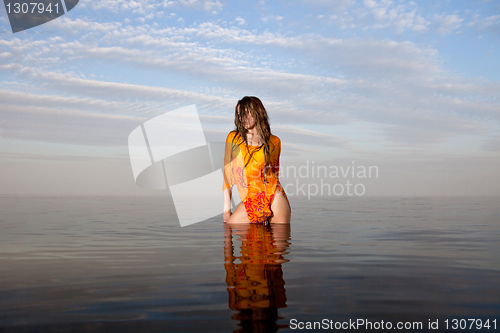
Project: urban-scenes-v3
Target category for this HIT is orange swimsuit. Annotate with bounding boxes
[223,131,290,223]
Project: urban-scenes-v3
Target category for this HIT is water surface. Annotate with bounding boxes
[0,195,498,332]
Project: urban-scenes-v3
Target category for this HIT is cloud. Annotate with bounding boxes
[149,22,440,78]
[309,0,495,37]
[433,13,464,36]
[81,0,158,15]
[0,151,125,162]
[0,68,352,147]
[355,0,431,33]
[262,15,283,23]
[0,100,140,146]
[80,0,222,14]
[0,89,359,151]
[176,0,222,12]
[1,14,499,150]
[476,14,500,30]
[272,124,352,149]
[304,0,354,11]
[41,18,441,82]
[466,13,500,39]
[233,17,245,25]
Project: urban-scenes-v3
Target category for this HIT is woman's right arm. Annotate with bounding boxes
[223,187,232,222]
[223,132,234,222]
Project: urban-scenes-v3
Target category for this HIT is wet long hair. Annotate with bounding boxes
[231,96,274,176]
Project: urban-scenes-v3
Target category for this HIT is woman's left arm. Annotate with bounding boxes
[272,136,281,178]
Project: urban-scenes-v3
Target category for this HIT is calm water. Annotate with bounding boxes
[0,195,499,332]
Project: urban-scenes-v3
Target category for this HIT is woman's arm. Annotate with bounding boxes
[272,136,281,178]
[223,132,235,222]
[223,187,232,222]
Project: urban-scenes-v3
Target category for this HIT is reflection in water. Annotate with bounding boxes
[224,223,291,333]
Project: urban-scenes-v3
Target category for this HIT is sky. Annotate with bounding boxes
[0,0,499,196]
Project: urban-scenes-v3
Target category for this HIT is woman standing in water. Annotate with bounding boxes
[223,96,291,224]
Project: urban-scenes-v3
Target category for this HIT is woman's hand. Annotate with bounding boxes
[223,209,232,222]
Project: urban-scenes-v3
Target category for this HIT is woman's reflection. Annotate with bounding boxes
[224,223,291,333]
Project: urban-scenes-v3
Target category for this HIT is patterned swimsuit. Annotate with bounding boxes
[223,131,290,223]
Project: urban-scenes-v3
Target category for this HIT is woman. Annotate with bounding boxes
[223,96,291,224]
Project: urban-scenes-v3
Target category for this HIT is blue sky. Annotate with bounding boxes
[0,0,499,196]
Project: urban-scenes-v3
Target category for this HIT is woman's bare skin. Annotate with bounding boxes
[225,202,249,224]
[269,190,291,224]
[225,188,290,224]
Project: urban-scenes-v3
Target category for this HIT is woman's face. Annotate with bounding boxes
[238,106,256,129]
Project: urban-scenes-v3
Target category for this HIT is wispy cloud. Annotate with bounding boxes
[1,15,498,148]
[0,0,499,195]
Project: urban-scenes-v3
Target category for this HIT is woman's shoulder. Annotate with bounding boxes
[270,134,281,145]
[269,134,281,152]
[226,130,239,142]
